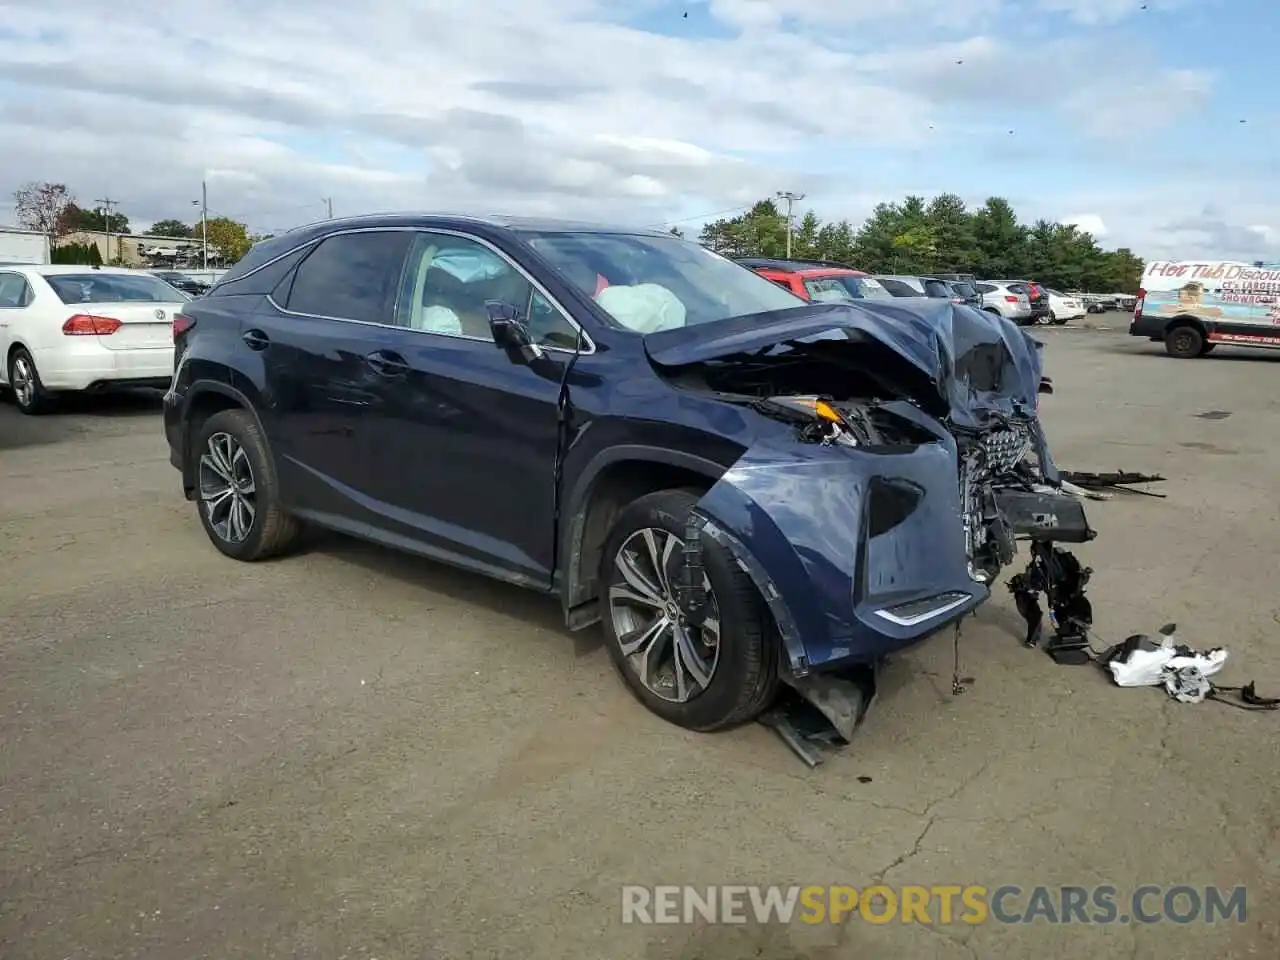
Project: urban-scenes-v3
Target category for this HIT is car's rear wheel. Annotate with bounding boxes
[1051,312,1068,325]
[8,347,54,415]
[1165,324,1204,359]
[599,488,779,731]
[194,408,303,561]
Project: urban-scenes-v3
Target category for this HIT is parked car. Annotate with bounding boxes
[737,257,895,302]
[878,276,982,309]
[944,279,984,309]
[974,281,1033,324]
[151,270,210,297]
[0,264,189,414]
[990,280,1050,323]
[1042,288,1085,325]
[876,275,948,299]
[164,214,1086,733]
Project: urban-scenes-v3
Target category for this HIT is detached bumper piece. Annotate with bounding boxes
[759,666,878,768]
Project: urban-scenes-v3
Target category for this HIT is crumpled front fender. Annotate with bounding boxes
[691,436,989,677]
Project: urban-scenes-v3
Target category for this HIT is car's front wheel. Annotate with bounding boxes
[193,408,304,561]
[599,488,779,731]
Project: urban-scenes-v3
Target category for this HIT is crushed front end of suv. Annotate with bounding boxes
[165,215,1092,735]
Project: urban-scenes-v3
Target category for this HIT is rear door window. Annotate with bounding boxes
[0,272,33,308]
[284,231,414,325]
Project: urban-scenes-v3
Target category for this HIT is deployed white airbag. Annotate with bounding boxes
[595,283,686,332]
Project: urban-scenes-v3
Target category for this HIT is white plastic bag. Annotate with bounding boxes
[1107,625,1228,687]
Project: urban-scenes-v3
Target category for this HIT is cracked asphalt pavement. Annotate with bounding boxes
[2,323,1278,959]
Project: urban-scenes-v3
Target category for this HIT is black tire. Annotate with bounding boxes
[598,488,780,732]
[1199,342,1216,356]
[7,347,54,415]
[192,408,304,561]
[1165,324,1204,359]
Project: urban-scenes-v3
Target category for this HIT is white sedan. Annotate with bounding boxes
[1043,288,1086,325]
[0,265,189,415]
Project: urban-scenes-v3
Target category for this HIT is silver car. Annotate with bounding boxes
[974,281,1032,322]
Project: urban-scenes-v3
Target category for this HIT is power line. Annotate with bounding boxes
[647,203,756,230]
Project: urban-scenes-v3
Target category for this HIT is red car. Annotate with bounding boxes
[736,257,895,303]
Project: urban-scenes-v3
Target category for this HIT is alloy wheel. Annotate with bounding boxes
[608,527,721,703]
[11,355,35,409]
[198,432,257,543]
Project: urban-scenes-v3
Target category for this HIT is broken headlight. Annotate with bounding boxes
[761,396,870,447]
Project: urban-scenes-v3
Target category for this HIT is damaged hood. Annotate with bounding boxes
[643,299,1045,429]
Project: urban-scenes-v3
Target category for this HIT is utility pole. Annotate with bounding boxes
[776,191,805,259]
[192,182,208,271]
[324,197,333,219]
[94,196,118,264]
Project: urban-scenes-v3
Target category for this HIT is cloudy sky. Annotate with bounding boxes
[0,0,1274,261]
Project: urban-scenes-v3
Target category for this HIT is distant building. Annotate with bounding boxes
[58,230,216,267]
[0,225,51,264]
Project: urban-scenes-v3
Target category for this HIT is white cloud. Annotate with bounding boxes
[1065,214,1108,238]
[0,0,1259,259]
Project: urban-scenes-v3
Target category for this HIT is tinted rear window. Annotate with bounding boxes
[45,273,189,304]
[922,279,952,298]
[878,278,921,297]
[1006,283,1029,295]
[950,282,978,297]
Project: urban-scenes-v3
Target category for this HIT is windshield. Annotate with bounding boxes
[523,231,804,331]
[46,273,189,304]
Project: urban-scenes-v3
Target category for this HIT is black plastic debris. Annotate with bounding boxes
[1061,470,1167,498]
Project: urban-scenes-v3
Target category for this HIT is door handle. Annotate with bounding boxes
[365,350,409,377]
[242,329,270,350]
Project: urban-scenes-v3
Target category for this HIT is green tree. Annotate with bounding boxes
[852,202,905,272]
[971,197,1027,278]
[926,193,978,272]
[150,219,193,238]
[204,216,252,262]
[688,193,1143,292]
[50,241,102,265]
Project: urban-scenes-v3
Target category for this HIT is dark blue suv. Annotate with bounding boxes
[164,214,1090,733]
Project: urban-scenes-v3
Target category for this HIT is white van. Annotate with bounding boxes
[1129,259,1280,358]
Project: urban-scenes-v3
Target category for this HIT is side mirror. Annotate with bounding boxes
[1038,376,1054,395]
[486,300,545,365]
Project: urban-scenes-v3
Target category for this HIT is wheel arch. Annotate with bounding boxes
[1163,313,1209,339]
[179,381,270,493]
[559,446,727,630]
